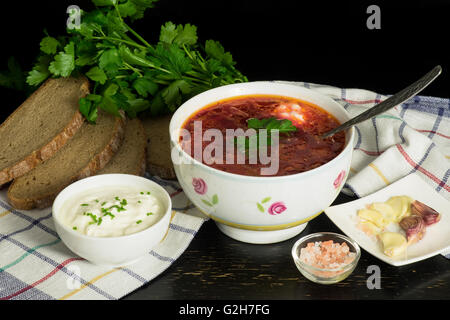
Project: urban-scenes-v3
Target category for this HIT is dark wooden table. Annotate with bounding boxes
[123,193,450,300]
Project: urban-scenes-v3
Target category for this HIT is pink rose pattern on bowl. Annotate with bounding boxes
[192,178,208,195]
[256,197,287,215]
[333,170,346,189]
[192,177,218,208]
[268,202,287,215]
[193,170,346,216]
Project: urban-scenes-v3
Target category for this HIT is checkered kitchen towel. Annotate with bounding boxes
[1,82,449,300]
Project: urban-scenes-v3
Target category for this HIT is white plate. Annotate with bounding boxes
[325,173,450,266]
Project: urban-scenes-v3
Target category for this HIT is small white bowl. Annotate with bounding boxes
[52,174,172,267]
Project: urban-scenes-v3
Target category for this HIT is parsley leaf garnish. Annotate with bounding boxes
[236,117,297,153]
[247,117,297,134]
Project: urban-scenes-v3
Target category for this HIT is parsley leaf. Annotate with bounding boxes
[205,40,234,66]
[151,43,192,78]
[247,117,297,134]
[26,55,51,86]
[132,77,158,97]
[99,48,123,75]
[40,36,60,55]
[49,42,75,77]
[92,0,115,5]
[162,79,191,111]
[160,22,198,46]
[127,0,159,21]
[0,57,27,90]
[79,94,101,123]
[236,117,298,154]
[85,66,107,84]
[159,21,178,44]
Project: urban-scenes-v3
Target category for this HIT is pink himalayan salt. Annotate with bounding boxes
[299,240,356,273]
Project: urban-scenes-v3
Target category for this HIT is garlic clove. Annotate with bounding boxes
[411,200,441,226]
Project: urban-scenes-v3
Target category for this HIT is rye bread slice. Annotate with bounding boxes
[142,114,176,179]
[97,118,146,176]
[7,112,126,210]
[0,77,89,186]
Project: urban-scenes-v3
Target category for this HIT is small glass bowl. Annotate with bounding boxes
[291,232,361,284]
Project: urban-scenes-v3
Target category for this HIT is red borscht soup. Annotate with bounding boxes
[180,95,346,177]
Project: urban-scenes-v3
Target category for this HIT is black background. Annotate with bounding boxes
[0,0,449,304]
[0,0,449,122]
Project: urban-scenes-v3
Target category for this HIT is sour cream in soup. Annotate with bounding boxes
[60,187,165,237]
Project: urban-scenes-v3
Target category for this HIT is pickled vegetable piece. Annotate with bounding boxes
[378,232,407,257]
[357,208,385,228]
[368,202,396,225]
[386,195,413,222]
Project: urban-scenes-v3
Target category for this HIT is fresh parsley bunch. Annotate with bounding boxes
[24,0,247,122]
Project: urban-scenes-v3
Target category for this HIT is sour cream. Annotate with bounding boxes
[60,187,164,237]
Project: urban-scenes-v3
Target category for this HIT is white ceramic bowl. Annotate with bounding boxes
[169,82,355,244]
[52,174,172,267]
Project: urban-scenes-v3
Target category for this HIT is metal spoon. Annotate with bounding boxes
[321,65,442,138]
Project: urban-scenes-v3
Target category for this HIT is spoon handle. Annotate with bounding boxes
[322,65,442,138]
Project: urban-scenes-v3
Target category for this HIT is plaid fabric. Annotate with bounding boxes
[1,82,449,300]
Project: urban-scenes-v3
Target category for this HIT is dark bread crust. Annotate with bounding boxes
[130,119,147,177]
[146,162,176,179]
[142,114,176,179]
[7,116,126,210]
[0,77,89,186]
[122,119,147,177]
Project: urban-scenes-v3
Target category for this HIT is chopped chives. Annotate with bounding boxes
[101,201,107,206]
[73,226,77,230]
[108,204,126,212]
[136,220,142,224]
[138,200,141,204]
[95,199,99,203]
[81,203,89,206]
[146,212,153,216]
[140,192,144,195]
[103,212,115,219]
[147,192,151,195]
[86,213,98,224]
